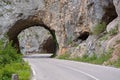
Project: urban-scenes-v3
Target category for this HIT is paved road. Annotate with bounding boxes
[24,54,120,80]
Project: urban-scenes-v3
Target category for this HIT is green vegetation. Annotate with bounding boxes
[0,13,3,17]
[58,52,112,65]
[35,33,39,39]
[99,33,109,41]
[108,25,118,36]
[0,40,31,80]
[116,40,120,44]
[57,49,120,67]
[47,32,50,35]
[67,36,73,45]
[113,56,120,67]
[25,0,30,2]
[92,22,106,35]
[72,54,111,64]
[6,9,13,13]
[2,0,12,5]
[58,53,70,59]
[98,24,119,41]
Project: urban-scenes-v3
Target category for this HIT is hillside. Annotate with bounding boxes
[0,0,120,65]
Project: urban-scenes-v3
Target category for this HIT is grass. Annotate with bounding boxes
[2,0,12,5]
[99,33,109,41]
[58,49,120,68]
[116,40,120,44]
[113,56,120,67]
[70,53,112,65]
[0,40,31,80]
[58,53,70,59]
[67,36,73,45]
[108,24,118,36]
[92,22,106,35]
[0,13,3,17]
[0,62,31,80]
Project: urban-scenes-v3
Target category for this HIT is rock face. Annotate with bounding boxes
[18,26,56,54]
[0,0,120,56]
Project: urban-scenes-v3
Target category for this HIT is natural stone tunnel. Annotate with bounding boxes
[18,27,57,54]
[7,12,58,55]
[0,0,119,56]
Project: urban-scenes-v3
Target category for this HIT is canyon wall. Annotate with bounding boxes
[0,0,120,57]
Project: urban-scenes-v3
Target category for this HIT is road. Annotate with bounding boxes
[24,54,120,80]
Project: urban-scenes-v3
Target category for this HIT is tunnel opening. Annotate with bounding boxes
[7,17,58,56]
[18,27,57,54]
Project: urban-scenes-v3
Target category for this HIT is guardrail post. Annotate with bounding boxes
[12,74,19,80]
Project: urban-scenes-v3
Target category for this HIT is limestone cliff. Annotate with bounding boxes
[18,26,56,54]
[0,0,120,59]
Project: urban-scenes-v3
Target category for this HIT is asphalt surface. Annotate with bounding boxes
[24,54,120,80]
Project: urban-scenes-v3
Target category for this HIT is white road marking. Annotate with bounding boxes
[31,66,36,80]
[59,64,100,80]
[24,54,120,80]
[31,67,36,75]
